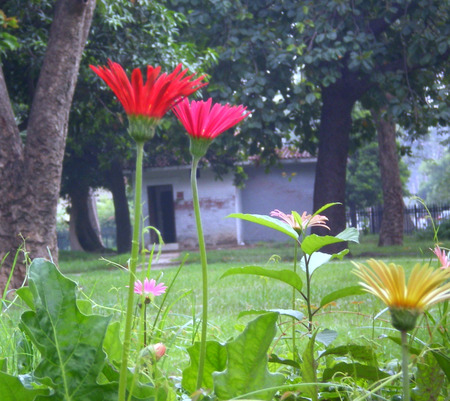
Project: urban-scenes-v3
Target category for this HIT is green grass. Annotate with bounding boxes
[2,234,444,379]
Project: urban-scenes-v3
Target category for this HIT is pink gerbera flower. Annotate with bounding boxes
[134,278,167,297]
[270,209,330,233]
[431,246,450,270]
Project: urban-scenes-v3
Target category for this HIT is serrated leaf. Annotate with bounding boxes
[238,309,304,321]
[315,329,337,347]
[300,250,349,275]
[213,312,284,400]
[227,213,298,240]
[319,286,366,308]
[322,362,389,381]
[19,259,113,400]
[320,344,377,364]
[182,340,227,393]
[222,266,302,293]
[412,352,444,401]
[0,371,49,400]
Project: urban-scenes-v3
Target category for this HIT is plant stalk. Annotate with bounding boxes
[191,156,209,390]
[292,241,298,361]
[401,330,410,401]
[305,255,313,332]
[119,141,144,401]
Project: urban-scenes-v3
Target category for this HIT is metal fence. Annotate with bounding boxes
[346,203,450,234]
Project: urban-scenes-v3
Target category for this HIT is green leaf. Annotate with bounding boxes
[268,354,300,369]
[312,202,341,216]
[213,312,284,400]
[0,358,6,372]
[0,371,49,401]
[322,362,389,381]
[319,286,366,308]
[19,259,113,400]
[15,287,34,311]
[301,331,318,401]
[320,344,378,364]
[300,250,349,275]
[430,349,450,381]
[315,329,337,347]
[103,321,122,363]
[301,228,359,255]
[238,309,304,321]
[412,352,445,401]
[227,213,298,240]
[182,340,227,394]
[221,266,303,293]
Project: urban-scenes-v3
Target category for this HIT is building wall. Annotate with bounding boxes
[142,166,238,249]
[240,161,316,243]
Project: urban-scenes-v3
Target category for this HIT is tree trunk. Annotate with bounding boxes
[105,160,132,254]
[312,82,357,252]
[372,109,404,246]
[68,186,106,252]
[0,0,96,292]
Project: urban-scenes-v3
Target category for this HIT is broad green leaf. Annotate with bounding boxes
[335,227,360,243]
[103,321,122,363]
[320,344,377,364]
[15,287,34,311]
[0,371,49,400]
[300,250,349,275]
[412,352,445,401]
[301,331,318,401]
[322,362,389,381]
[238,309,304,321]
[319,286,366,308]
[301,228,359,255]
[213,312,284,400]
[182,340,227,394]
[221,266,302,293]
[0,358,6,372]
[315,329,337,347]
[19,259,113,400]
[227,213,298,240]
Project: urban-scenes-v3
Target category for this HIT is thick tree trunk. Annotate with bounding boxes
[372,109,404,246]
[312,82,357,252]
[0,0,96,291]
[105,160,132,254]
[68,186,106,252]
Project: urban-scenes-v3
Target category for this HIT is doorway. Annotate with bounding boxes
[147,185,177,243]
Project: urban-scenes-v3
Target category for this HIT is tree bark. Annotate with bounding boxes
[0,0,96,291]
[372,109,404,246]
[312,82,357,252]
[68,186,106,252]
[105,160,132,254]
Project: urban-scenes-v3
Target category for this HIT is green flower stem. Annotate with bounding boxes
[401,330,410,401]
[305,254,313,332]
[191,156,208,390]
[292,241,298,361]
[119,141,145,401]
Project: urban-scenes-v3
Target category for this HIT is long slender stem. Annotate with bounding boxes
[304,254,313,332]
[119,142,144,401]
[401,330,410,401]
[292,241,298,361]
[191,156,209,390]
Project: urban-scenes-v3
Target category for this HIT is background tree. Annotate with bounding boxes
[418,151,450,205]
[0,0,96,290]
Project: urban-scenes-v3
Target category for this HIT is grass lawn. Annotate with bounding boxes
[51,234,440,375]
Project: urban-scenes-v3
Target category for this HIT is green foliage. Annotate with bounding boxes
[181,341,227,394]
[346,141,411,210]
[18,259,115,400]
[418,151,450,204]
[412,351,445,401]
[213,312,285,400]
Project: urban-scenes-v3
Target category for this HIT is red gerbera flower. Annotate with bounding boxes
[90,60,207,142]
[173,98,250,140]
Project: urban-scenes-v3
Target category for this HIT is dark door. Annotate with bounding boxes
[147,185,177,243]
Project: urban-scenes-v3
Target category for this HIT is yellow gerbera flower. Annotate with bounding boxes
[352,259,450,331]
